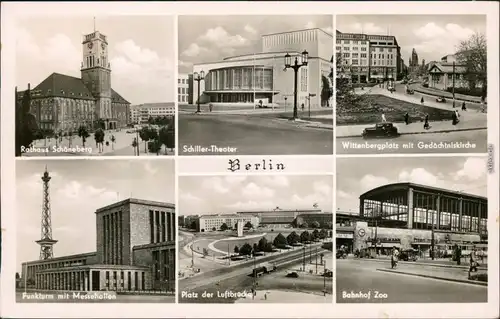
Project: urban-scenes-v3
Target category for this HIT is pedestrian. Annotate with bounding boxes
[301,103,305,112]
[381,113,387,123]
[452,111,458,125]
[404,112,409,125]
[461,101,467,111]
[423,114,430,130]
[264,293,267,300]
[209,103,213,112]
[420,96,424,104]
[457,246,462,265]
[469,248,478,273]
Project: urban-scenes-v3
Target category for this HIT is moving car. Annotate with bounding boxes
[399,249,419,262]
[362,123,400,139]
[436,96,447,103]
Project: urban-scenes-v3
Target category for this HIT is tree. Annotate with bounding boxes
[220,223,228,231]
[139,126,151,153]
[234,245,240,254]
[321,75,333,107]
[94,128,105,153]
[131,137,138,156]
[110,135,116,150]
[239,243,253,256]
[312,229,320,241]
[15,88,39,156]
[253,243,259,253]
[77,126,90,148]
[190,221,197,230]
[273,233,287,248]
[300,222,309,229]
[286,231,299,246]
[336,52,366,114]
[456,32,487,97]
[258,237,268,252]
[244,221,253,229]
[300,231,311,243]
[148,139,162,155]
[211,227,216,232]
[325,222,333,230]
[311,221,320,229]
[16,272,20,279]
[158,126,169,155]
[264,242,273,252]
[166,117,175,154]
[319,229,328,240]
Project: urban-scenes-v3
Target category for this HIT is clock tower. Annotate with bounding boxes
[81,30,112,127]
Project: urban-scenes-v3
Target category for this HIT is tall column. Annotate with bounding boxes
[153,212,158,244]
[117,212,122,265]
[407,188,414,229]
[84,272,89,291]
[436,195,441,230]
[107,214,112,264]
[458,198,463,231]
[88,271,93,292]
[110,213,115,264]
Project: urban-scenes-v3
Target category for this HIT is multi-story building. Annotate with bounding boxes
[427,53,484,92]
[129,103,175,125]
[335,182,487,256]
[178,73,192,105]
[238,209,324,228]
[21,198,176,292]
[16,28,130,132]
[198,214,259,232]
[193,28,333,109]
[336,30,401,83]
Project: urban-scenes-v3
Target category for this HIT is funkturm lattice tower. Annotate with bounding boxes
[35,166,58,260]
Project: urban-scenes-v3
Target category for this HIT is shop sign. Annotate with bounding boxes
[337,233,354,239]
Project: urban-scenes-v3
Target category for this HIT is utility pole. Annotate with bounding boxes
[315,248,318,274]
[191,239,194,268]
[302,246,306,272]
[252,252,256,300]
[452,61,456,108]
[323,260,326,296]
[227,244,230,265]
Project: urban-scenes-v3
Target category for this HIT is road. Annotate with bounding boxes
[16,291,175,303]
[179,113,333,155]
[337,129,487,154]
[180,249,332,303]
[336,259,487,303]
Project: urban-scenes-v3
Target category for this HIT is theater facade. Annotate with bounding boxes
[192,28,333,109]
[336,183,487,256]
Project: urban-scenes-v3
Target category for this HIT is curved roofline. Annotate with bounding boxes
[222,50,300,61]
[360,182,487,201]
[261,27,333,38]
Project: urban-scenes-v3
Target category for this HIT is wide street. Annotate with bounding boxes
[336,259,487,303]
[180,250,332,303]
[179,113,333,155]
[337,129,487,154]
[16,291,175,303]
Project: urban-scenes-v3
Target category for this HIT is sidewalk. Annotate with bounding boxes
[362,256,487,270]
[236,290,331,303]
[336,117,486,138]
[413,85,483,104]
[377,266,487,286]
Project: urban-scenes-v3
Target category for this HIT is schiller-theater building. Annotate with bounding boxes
[21,199,176,293]
[192,28,333,109]
[336,183,488,255]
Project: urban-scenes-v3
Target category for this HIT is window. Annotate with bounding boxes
[361,47,367,51]
[361,53,367,58]
[388,48,392,52]
[353,40,358,44]
[351,59,359,65]
[352,53,358,58]
[343,47,350,51]
[343,40,350,44]
[336,39,341,44]
[336,46,341,51]
[353,47,359,51]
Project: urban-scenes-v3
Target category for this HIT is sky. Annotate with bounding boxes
[336,157,487,213]
[15,159,175,271]
[178,15,333,73]
[15,16,175,105]
[179,175,333,215]
[337,15,486,64]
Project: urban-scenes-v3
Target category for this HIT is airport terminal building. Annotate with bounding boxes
[336,183,487,256]
[192,28,333,109]
[22,199,176,292]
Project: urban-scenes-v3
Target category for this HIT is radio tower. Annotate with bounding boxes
[36,166,57,260]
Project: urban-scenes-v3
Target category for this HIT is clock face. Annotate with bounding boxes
[101,43,106,50]
[88,42,93,49]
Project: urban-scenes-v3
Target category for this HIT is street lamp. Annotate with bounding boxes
[193,71,205,113]
[284,50,309,120]
[452,61,456,108]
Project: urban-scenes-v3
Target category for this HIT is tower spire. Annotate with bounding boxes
[36,167,57,260]
[93,17,96,32]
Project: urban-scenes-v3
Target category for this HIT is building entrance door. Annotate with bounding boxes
[91,271,100,291]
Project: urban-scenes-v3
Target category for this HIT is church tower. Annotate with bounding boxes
[81,25,112,128]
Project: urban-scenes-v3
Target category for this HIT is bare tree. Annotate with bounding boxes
[455,32,487,97]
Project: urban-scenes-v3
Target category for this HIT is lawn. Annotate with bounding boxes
[336,94,454,125]
[266,108,333,125]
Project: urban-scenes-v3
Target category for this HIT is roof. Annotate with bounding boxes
[111,89,130,104]
[22,252,96,265]
[95,198,175,213]
[429,63,467,74]
[262,28,332,38]
[32,73,95,100]
[360,182,487,201]
[237,209,322,214]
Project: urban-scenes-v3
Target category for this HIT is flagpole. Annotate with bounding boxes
[272,55,275,110]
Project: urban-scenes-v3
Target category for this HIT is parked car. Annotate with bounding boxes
[362,123,400,139]
[286,272,299,278]
[399,249,419,261]
[406,88,414,94]
[436,96,447,103]
[336,250,347,259]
